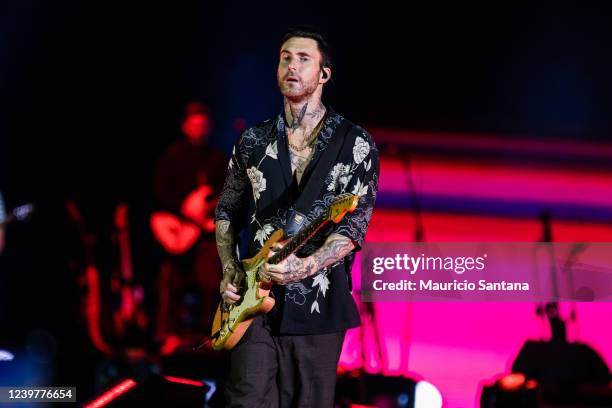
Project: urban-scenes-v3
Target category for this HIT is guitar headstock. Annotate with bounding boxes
[326,194,359,224]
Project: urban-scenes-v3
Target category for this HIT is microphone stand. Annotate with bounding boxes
[536,210,567,343]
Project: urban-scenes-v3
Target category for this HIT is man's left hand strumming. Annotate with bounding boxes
[260,233,355,284]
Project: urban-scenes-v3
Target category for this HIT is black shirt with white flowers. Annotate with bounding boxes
[215,107,379,335]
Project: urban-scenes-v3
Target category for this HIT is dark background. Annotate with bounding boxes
[1,0,611,398]
[3,2,612,204]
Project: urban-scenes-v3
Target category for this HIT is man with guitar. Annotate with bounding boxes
[215,27,379,407]
[153,102,227,348]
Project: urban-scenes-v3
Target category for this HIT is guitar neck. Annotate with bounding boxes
[264,194,358,265]
[268,212,329,265]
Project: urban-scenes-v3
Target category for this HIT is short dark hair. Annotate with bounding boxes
[280,26,332,71]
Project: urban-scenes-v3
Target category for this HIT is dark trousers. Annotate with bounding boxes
[225,315,346,408]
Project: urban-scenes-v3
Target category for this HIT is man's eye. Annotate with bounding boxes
[300,57,308,62]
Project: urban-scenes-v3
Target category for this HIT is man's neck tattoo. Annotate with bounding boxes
[288,103,308,130]
[286,102,326,130]
[306,104,326,122]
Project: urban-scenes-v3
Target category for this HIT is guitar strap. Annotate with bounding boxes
[284,118,354,238]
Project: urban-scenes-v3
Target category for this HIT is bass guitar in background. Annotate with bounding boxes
[152,179,222,353]
[150,184,217,255]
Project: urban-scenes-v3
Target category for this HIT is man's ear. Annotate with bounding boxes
[320,67,332,84]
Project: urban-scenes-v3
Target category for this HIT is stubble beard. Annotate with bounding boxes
[278,76,319,102]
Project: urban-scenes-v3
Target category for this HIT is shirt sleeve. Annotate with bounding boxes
[214,135,251,232]
[332,128,380,250]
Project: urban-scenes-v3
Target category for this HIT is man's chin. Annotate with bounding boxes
[280,88,306,100]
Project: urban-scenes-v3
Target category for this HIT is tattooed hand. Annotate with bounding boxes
[261,253,319,285]
[260,233,355,285]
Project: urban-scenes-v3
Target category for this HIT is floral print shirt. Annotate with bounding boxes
[215,107,379,334]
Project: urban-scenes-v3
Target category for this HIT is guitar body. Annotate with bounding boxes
[150,212,201,255]
[152,184,217,255]
[210,229,283,351]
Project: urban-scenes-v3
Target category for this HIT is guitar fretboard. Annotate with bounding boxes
[268,211,329,265]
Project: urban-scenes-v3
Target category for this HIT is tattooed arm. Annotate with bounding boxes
[262,233,355,285]
[216,220,244,303]
[215,131,252,303]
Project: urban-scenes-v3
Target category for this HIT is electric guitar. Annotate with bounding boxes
[210,193,359,351]
[151,185,217,255]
